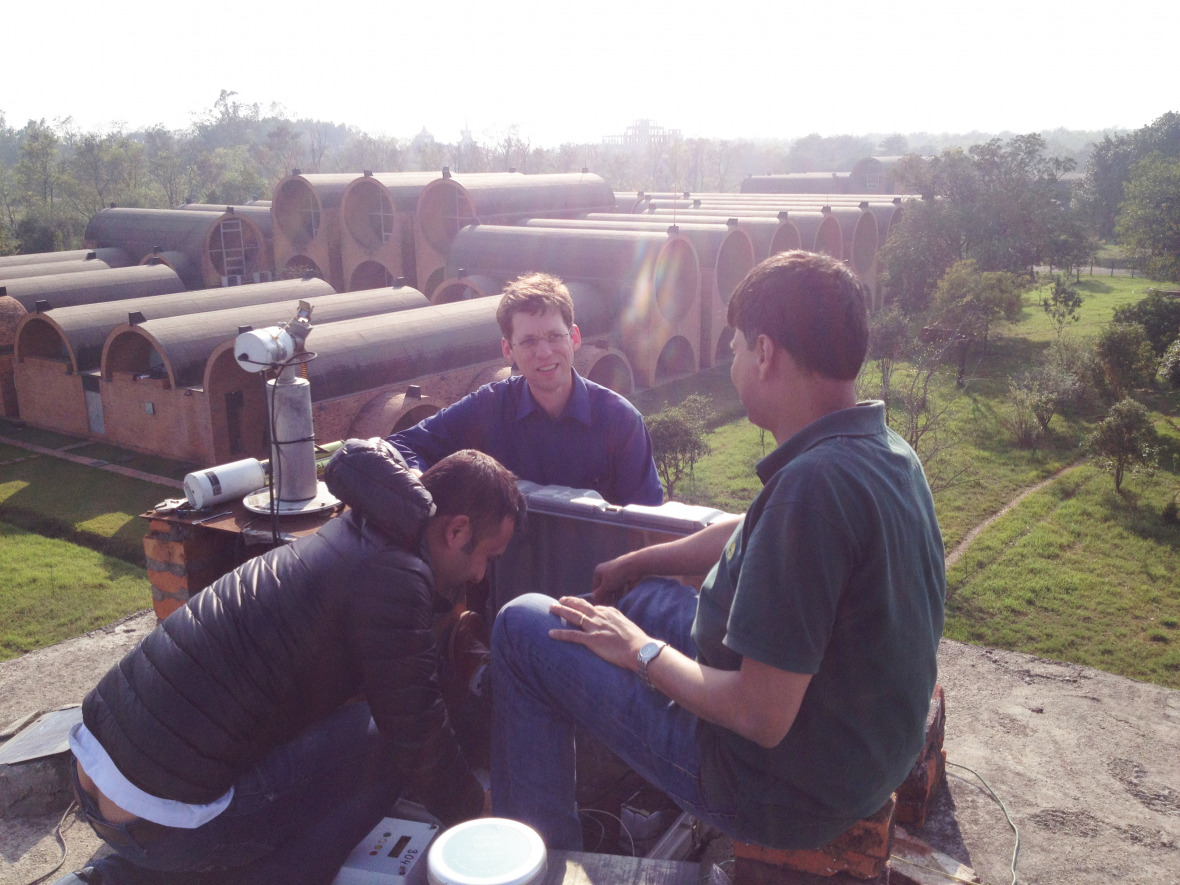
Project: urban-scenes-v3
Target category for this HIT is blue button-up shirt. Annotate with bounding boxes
[389,371,663,506]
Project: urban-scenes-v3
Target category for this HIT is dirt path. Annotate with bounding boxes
[944,459,1086,569]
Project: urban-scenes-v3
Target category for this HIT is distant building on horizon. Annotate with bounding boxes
[603,119,682,152]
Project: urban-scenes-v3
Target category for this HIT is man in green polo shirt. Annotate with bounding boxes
[490,249,946,850]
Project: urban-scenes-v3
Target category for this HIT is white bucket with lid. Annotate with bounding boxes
[426,818,546,885]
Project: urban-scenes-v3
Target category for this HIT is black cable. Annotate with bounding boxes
[266,367,280,545]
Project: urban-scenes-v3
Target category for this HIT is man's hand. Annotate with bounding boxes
[590,515,743,605]
[590,554,640,605]
[548,596,647,671]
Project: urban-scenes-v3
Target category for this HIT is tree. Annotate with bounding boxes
[883,135,1086,312]
[931,260,1023,384]
[64,126,149,216]
[1160,338,1180,389]
[1041,275,1083,339]
[647,397,711,501]
[1077,112,1180,239]
[865,306,911,419]
[1095,322,1158,398]
[785,133,875,172]
[880,197,965,314]
[1112,290,1180,356]
[1044,207,1096,278]
[145,125,191,207]
[1087,398,1159,493]
[1115,153,1180,282]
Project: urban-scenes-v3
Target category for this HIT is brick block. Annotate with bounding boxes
[177,531,238,565]
[147,518,177,535]
[734,794,895,882]
[896,685,946,827]
[148,567,190,599]
[143,528,236,570]
[143,535,186,567]
[896,749,946,828]
[150,569,191,622]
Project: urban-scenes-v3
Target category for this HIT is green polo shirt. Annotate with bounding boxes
[692,402,945,848]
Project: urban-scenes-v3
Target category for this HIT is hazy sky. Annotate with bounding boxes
[5,0,1175,146]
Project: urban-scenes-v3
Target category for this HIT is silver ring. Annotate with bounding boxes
[578,612,587,628]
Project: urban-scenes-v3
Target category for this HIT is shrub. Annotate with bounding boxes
[648,397,712,500]
[1005,377,1044,448]
[1160,338,1180,389]
[1045,336,1102,407]
[1113,290,1180,356]
[1095,322,1158,399]
[1086,398,1160,493]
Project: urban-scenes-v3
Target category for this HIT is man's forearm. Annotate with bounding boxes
[551,593,808,749]
[633,515,741,577]
[643,645,809,749]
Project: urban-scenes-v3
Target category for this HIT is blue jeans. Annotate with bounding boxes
[490,579,741,850]
[78,703,403,885]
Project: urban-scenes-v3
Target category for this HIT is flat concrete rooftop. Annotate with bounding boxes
[1,614,1178,885]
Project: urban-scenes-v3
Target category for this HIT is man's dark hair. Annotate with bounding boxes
[496,272,575,339]
[727,250,869,380]
[420,449,524,542]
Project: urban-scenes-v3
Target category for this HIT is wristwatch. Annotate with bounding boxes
[637,640,668,691]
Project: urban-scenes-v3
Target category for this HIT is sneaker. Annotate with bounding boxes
[449,610,491,697]
[52,871,97,885]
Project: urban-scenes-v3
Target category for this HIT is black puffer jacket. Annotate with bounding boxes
[82,438,482,825]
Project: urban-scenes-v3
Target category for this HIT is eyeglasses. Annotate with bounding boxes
[512,331,570,353]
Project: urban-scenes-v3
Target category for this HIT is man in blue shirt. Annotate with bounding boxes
[390,273,662,728]
[389,272,663,508]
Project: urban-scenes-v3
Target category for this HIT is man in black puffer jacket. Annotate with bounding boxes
[59,441,523,885]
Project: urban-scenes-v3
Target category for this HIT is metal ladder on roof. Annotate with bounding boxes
[215,218,247,285]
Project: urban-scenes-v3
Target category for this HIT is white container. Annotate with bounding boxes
[427,818,546,885]
[183,458,266,510]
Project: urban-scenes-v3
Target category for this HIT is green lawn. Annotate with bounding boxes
[0,434,181,564]
[0,520,150,658]
[0,422,185,660]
